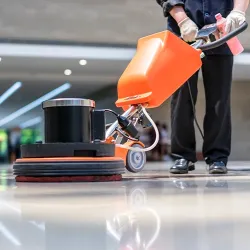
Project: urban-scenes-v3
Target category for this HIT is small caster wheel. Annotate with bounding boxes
[126,144,146,173]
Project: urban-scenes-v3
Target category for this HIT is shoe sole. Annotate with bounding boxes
[209,169,228,174]
[170,165,195,174]
[170,169,188,174]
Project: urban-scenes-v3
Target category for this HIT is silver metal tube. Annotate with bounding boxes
[191,39,204,49]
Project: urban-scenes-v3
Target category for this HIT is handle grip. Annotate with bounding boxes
[198,21,248,51]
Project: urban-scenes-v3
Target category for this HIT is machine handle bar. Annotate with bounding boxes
[198,21,248,51]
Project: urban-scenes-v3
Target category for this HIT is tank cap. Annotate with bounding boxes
[42,98,95,109]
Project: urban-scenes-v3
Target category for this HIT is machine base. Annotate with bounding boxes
[14,157,125,182]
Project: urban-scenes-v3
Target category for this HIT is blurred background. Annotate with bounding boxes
[0,0,249,164]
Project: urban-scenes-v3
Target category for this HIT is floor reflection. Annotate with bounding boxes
[1,165,250,249]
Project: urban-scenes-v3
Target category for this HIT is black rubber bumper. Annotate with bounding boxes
[13,159,125,177]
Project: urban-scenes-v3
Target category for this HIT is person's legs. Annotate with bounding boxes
[170,71,199,173]
[201,55,233,173]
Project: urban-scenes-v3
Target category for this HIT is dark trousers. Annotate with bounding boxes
[171,55,234,165]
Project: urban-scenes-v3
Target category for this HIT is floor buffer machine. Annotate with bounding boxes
[13,19,248,182]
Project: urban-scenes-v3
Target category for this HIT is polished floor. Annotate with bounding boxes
[1,162,250,249]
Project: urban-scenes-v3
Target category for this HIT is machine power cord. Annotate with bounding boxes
[187,81,250,171]
[104,109,119,117]
[187,81,204,140]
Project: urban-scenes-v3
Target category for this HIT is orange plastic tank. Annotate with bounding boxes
[116,31,202,109]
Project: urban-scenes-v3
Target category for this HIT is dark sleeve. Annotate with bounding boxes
[157,0,185,17]
[156,0,165,7]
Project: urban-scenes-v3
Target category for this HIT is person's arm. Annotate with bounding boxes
[168,5,199,42]
[155,0,198,42]
[225,0,249,33]
[169,5,188,23]
[155,0,185,18]
[233,0,249,12]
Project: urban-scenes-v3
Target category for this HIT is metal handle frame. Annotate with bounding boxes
[195,22,248,51]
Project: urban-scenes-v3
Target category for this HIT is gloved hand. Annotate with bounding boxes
[225,10,246,33]
[178,17,198,42]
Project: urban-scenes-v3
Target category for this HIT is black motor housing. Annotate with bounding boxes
[19,98,113,158]
[43,98,95,143]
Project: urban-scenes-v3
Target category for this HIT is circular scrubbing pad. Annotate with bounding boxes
[14,157,125,182]
[16,174,122,182]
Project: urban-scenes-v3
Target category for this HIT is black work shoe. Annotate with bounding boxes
[170,159,195,174]
[209,162,227,174]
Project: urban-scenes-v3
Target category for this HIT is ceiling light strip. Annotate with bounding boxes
[0,83,71,127]
[0,82,22,105]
